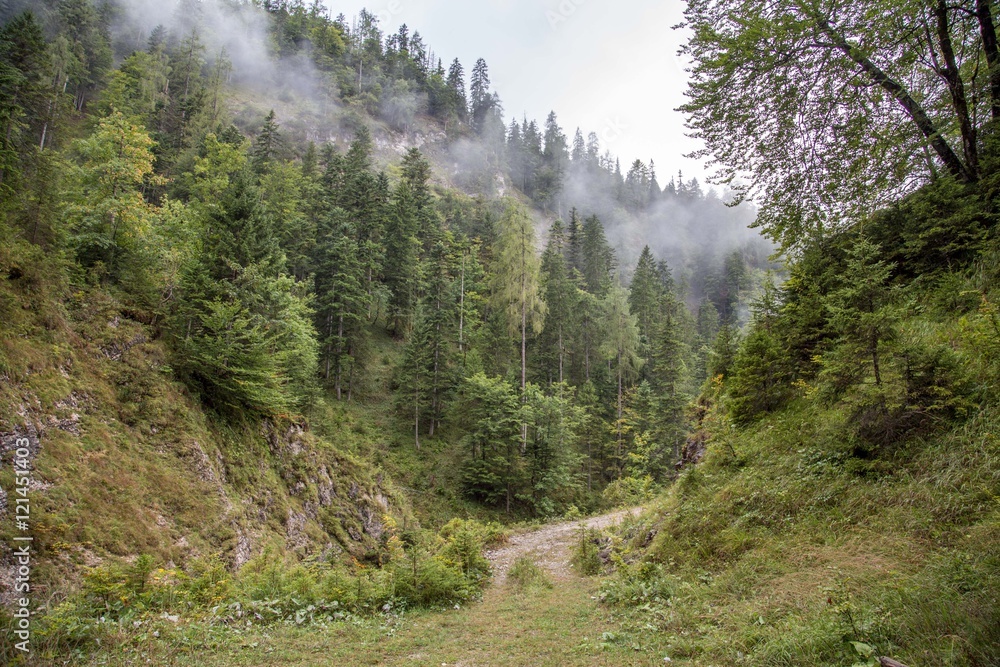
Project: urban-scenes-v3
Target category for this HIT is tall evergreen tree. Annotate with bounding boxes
[581,214,615,296]
[469,57,492,134]
[492,200,547,397]
[628,246,665,347]
[539,220,579,385]
[601,284,642,478]
[445,57,467,123]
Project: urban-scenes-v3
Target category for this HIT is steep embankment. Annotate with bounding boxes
[0,239,409,609]
[599,398,1000,666]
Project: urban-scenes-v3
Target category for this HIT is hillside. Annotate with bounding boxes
[3,0,1000,665]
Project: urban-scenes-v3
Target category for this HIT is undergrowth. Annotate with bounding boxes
[0,518,507,664]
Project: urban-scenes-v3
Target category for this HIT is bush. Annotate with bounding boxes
[602,475,656,507]
[571,526,604,576]
[507,556,552,591]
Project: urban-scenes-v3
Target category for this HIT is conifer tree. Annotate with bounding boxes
[539,220,579,384]
[601,284,642,477]
[313,208,369,399]
[581,214,615,296]
[492,200,547,397]
[0,12,50,193]
[252,110,281,174]
[385,178,423,336]
[827,238,898,387]
[628,246,665,347]
[446,58,467,123]
[469,58,492,134]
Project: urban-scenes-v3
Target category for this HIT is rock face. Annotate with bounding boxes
[0,293,409,610]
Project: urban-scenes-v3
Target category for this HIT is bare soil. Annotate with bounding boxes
[485,508,642,585]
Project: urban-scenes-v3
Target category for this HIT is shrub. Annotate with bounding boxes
[602,475,656,507]
[571,526,604,576]
[507,556,552,591]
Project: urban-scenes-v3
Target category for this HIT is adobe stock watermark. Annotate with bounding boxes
[9,438,33,654]
[374,0,404,27]
[546,0,591,30]
[600,116,629,148]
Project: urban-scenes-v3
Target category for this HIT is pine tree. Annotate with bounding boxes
[491,200,547,446]
[421,237,461,436]
[313,208,369,400]
[649,292,689,471]
[385,178,423,336]
[628,246,665,347]
[0,12,50,193]
[566,208,583,275]
[827,238,898,387]
[252,110,281,174]
[539,220,580,384]
[446,58,467,123]
[398,306,434,449]
[458,373,525,513]
[601,284,642,478]
[400,147,438,246]
[571,128,586,162]
[175,163,318,417]
[581,215,615,296]
[469,58,492,134]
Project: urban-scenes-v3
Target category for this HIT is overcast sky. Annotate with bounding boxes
[325,0,707,183]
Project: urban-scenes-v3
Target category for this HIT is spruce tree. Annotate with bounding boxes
[600,284,642,478]
[385,179,423,336]
[313,208,369,400]
[492,200,547,447]
[581,215,615,296]
[539,220,579,384]
[446,58,467,123]
[628,246,665,347]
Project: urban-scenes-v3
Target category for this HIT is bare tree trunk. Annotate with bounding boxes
[934,1,978,177]
[558,327,564,384]
[431,317,440,437]
[521,238,528,453]
[414,387,420,450]
[335,314,345,400]
[617,353,624,477]
[459,252,466,355]
[872,333,882,387]
[324,314,334,380]
[977,0,1000,120]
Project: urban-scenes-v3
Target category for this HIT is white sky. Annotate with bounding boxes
[325,0,708,183]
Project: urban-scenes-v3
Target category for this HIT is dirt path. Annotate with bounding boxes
[486,507,642,585]
[83,507,663,667]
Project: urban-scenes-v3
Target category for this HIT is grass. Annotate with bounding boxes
[597,394,1000,666]
[67,563,672,667]
[507,555,552,591]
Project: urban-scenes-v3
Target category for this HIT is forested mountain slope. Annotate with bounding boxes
[0,0,765,661]
[7,0,995,665]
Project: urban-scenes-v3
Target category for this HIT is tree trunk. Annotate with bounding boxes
[414,387,420,450]
[934,1,978,178]
[816,16,973,182]
[324,314,334,380]
[521,238,528,454]
[977,0,1000,120]
[617,352,624,477]
[431,315,440,437]
[458,251,466,355]
[558,327,564,384]
[872,333,882,387]
[335,314,344,400]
